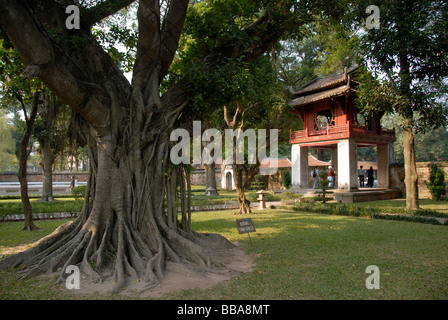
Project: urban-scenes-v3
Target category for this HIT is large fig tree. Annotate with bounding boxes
[0,0,345,293]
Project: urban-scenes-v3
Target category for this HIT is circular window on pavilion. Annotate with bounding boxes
[315,114,329,129]
[314,109,334,131]
[356,112,367,126]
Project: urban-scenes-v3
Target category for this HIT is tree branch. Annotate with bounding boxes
[159,0,189,81]
[203,11,285,68]
[133,0,161,85]
[0,0,128,133]
[83,0,136,26]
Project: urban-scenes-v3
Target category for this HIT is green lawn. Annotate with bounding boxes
[1,208,447,300]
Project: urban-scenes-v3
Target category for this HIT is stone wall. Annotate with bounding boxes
[261,168,291,191]
[390,162,448,199]
[190,169,222,187]
[416,162,448,199]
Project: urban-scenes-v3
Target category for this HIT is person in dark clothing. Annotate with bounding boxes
[367,166,374,188]
[70,176,76,191]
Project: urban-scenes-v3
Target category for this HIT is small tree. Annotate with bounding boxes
[426,164,446,201]
[314,170,333,204]
[282,170,291,189]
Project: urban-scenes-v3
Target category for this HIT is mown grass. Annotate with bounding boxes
[1,208,447,300]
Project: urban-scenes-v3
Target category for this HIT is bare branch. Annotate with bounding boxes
[240,103,257,129]
[203,11,285,68]
[232,103,242,128]
[223,103,242,129]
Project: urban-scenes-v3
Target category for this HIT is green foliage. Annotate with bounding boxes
[382,114,448,163]
[282,170,291,189]
[355,0,448,130]
[250,175,266,191]
[0,110,16,171]
[71,185,86,200]
[426,164,447,201]
[0,198,83,217]
[314,170,333,203]
[92,3,138,73]
[314,22,361,76]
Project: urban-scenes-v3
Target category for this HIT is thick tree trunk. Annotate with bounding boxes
[204,163,219,195]
[202,117,219,195]
[37,91,58,201]
[0,93,229,293]
[403,126,419,210]
[399,52,419,211]
[233,164,252,214]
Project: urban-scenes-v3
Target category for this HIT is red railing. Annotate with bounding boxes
[289,122,395,144]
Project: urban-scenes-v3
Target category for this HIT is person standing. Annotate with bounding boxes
[367,166,374,188]
[327,166,335,188]
[312,168,319,189]
[70,175,76,191]
[358,165,366,187]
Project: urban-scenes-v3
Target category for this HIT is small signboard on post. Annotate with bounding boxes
[236,218,256,244]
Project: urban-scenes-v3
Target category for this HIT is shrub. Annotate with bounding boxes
[314,171,333,203]
[282,170,291,189]
[72,185,86,200]
[250,175,266,190]
[425,163,446,201]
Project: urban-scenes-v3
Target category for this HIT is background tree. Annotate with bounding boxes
[382,113,448,163]
[0,33,42,230]
[354,0,448,210]
[0,111,16,171]
[33,88,71,201]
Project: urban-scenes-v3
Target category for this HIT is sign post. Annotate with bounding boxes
[236,218,256,244]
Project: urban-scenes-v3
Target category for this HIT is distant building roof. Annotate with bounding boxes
[260,156,332,168]
[260,157,292,168]
[308,155,331,167]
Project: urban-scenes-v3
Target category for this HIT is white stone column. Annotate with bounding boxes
[388,141,395,164]
[331,147,338,186]
[377,143,390,188]
[291,144,309,188]
[337,139,358,190]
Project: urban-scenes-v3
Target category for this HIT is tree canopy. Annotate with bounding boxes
[354,0,448,209]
